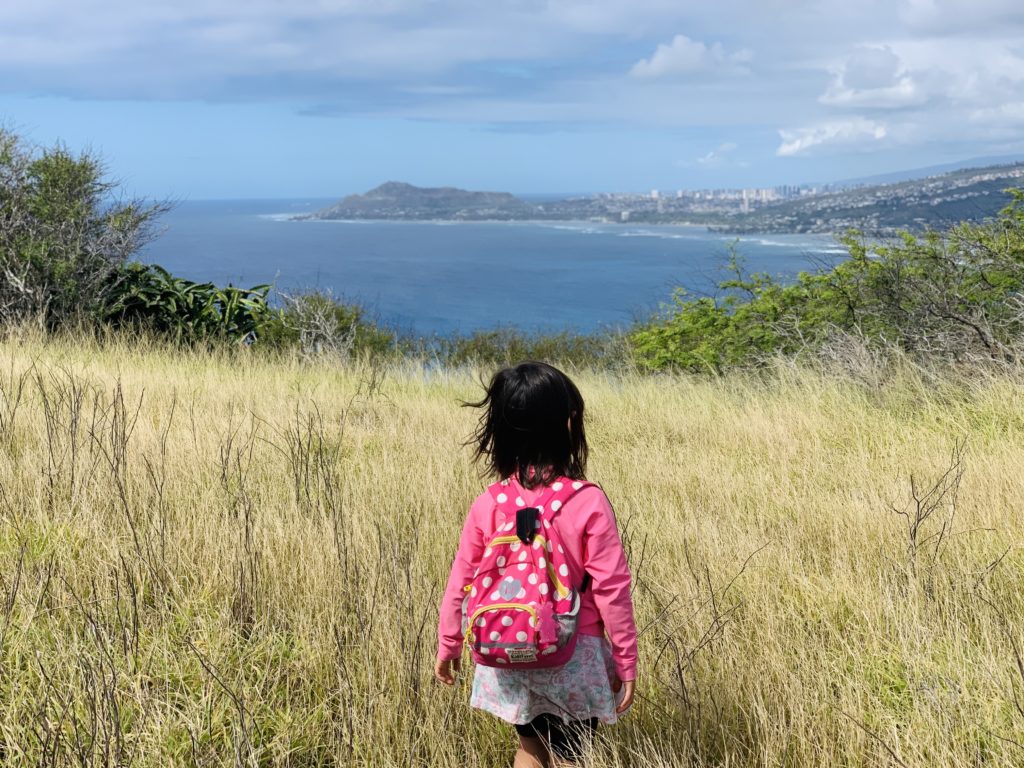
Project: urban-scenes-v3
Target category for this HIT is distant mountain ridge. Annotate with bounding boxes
[714,162,1024,235]
[305,181,537,221]
[300,161,1024,233]
[833,154,1024,188]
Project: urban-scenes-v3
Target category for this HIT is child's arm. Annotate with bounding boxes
[436,495,489,664]
[579,487,638,684]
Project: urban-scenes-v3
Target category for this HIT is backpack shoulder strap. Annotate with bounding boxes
[486,479,513,505]
[536,477,595,518]
[487,477,596,516]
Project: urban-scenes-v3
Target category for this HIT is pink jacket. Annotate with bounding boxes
[437,478,639,681]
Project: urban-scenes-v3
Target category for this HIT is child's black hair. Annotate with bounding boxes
[466,361,588,489]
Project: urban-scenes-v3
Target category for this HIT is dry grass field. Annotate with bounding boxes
[1,330,1024,766]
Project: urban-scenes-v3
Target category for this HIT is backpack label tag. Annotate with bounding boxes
[508,646,538,663]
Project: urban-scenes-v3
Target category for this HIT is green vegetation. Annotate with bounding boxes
[632,192,1024,372]
[0,128,168,329]
[104,262,272,343]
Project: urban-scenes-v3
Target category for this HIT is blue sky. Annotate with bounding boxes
[2,0,1023,198]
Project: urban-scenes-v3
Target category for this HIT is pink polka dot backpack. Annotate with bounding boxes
[462,476,593,669]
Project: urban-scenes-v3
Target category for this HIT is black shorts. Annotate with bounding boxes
[514,714,598,761]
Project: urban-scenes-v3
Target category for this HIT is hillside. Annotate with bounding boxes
[3,334,1024,766]
[833,154,1024,187]
[304,181,538,220]
[712,162,1024,234]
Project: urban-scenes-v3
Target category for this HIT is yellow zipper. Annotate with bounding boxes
[487,534,522,545]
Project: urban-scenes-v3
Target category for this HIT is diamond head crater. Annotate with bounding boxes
[298,160,1024,235]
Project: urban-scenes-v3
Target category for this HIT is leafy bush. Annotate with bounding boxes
[0,129,168,329]
[103,263,272,343]
[631,190,1024,372]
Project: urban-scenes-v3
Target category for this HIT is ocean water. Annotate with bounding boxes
[140,199,845,335]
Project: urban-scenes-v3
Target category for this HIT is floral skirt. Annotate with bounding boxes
[470,635,622,725]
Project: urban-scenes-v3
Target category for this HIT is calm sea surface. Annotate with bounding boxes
[140,199,846,334]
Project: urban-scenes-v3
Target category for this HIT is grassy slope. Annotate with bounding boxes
[1,334,1023,766]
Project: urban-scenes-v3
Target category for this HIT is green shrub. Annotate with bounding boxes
[0,129,168,329]
[631,190,1024,372]
[103,262,271,344]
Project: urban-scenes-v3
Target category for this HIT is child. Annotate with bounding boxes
[435,361,638,768]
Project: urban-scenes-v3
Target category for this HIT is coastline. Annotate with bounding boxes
[284,214,854,238]
[285,212,865,237]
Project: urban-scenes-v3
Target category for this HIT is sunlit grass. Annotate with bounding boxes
[1,330,1022,766]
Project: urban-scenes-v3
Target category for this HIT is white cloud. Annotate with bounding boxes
[841,45,902,90]
[777,118,888,156]
[819,46,929,108]
[2,0,1024,169]
[0,1,694,78]
[629,35,752,78]
[694,142,741,167]
[900,0,1024,32]
[970,102,1024,129]
[820,76,923,108]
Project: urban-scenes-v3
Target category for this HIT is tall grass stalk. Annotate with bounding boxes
[1,332,1023,766]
